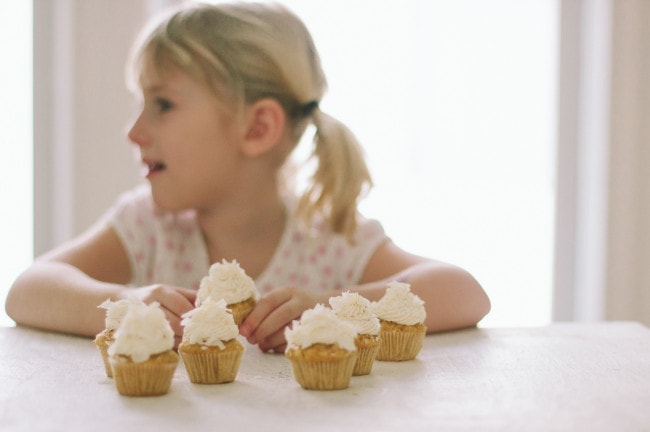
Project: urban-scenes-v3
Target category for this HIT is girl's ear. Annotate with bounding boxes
[240,98,286,158]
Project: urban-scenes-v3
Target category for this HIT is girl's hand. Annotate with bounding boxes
[127,284,196,348]
[239,286,328,353]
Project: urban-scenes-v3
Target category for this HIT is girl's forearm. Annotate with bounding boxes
[5,261,126,337]
[348,262,491,333]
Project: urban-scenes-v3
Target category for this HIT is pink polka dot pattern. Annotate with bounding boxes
[106,185,387,296]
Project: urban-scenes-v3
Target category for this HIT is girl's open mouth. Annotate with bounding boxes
[143,161,166,177]
[149,162,166,172]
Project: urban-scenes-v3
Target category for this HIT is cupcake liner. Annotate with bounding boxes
[376,324,426,361]
[286,347,357,390]
[353,334,381,376]
[110,351,179,397]
[228,298,256,326]
[179,341,244,384]
[94,331,113,378]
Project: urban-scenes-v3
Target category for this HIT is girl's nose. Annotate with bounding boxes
[127,113,149,148]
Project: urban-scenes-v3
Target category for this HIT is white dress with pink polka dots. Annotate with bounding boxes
[105,185,388,295]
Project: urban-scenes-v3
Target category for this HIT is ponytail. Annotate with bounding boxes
[296,109,373,242]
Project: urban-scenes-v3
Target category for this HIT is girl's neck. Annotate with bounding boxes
[196,188,287,278]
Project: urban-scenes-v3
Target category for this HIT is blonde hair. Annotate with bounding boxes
[129,2,372,240]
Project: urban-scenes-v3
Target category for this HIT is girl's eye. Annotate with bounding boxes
[155,97,174,113]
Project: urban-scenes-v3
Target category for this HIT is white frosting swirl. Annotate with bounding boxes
[285,304,357,351]
[181,298,240,349]
[108,302,174,362]
[196,259,259,306]
[371,281,426,325]
[98,296,146,330]
[329,291,380,335]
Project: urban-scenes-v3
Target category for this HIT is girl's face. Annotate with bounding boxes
[128,65,244,212]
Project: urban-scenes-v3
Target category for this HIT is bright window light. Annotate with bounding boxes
[277,0,558,327]
[5,0,557,329]
[0,1,33,326]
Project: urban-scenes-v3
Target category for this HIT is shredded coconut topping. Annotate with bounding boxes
[98,296,146,331]
[108,302,174,362]
[181,298,240,349]
[285,304,357,351]
[196,259,259,306]
[329,291,380,335]
[371,281,426,326]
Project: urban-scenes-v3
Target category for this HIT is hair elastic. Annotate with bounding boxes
[302,100,319,116]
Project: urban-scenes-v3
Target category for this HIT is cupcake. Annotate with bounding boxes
[178,298,244,384]
[329,291,381,376]
[372,281,426,361]
[285,304,357,390]
[196,259,260,325]
[94,297,145,377]
[108,302,178,396]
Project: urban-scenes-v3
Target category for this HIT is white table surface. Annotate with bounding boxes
[1,322,649,432]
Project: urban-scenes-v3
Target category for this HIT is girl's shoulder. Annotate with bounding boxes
[283,194,386,248]
[256,199,388,293]
[284,195,387,250]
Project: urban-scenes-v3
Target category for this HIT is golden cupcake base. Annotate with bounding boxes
[179,339,244,384]
[286,343,357,390]
[376,320,426,361]
[353,334,381,375]
[94,329,114,378]
[110,351,179,396]
[228,298,256,326]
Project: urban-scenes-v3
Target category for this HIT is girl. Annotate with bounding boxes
[6,2,490,352]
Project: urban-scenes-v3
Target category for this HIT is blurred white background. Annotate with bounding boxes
[1,1,33,326]
[1,0,558,327]
[274,0,557,327]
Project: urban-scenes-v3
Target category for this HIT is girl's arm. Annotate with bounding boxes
[5,223,195,344]
[240,240,491,352]
[353,240,491,333]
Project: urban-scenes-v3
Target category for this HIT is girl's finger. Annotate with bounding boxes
[258,329,288,353]
[251,297,302,345]
[175,287,197,304]
[161,306,184,337]
[157,286,195,318]
[240,288,291,341]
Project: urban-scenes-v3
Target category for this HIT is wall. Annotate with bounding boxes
[553,0,650,326]
[34,0,650,326]
[33,0,149,255]
[605,0,650,324]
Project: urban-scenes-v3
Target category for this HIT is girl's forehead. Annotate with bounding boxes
[137,54,232,101]
[138,57,184,90]
[138,66,207,102]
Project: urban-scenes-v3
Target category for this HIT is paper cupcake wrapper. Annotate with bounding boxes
[353,335,381,376]
[179,346,243,384]
[228,299,256,326]
[94,333,113,378]
[287,351,357,390]
[110,353,178,396]
[376,327,425,361]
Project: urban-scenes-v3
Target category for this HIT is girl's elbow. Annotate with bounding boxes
[5,287,24,325]
[465,273,491,325]
[5,273,37,326]
[446,269,491,330]
[472,290,491,326]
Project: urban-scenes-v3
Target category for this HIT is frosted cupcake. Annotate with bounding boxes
[285,304,357,390]
[178,298,244,384]
[372,282,426,361]
[196,259,259,325]
[94,297,145,377]
[108,302,178,396]
[329,291,381,375]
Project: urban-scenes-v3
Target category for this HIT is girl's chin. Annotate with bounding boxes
[150,189,188,213]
